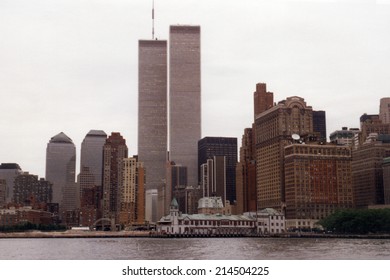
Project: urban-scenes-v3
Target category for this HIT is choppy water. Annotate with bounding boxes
[1,237,390,260]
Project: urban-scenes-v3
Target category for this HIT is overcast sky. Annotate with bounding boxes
[1,0,390,178]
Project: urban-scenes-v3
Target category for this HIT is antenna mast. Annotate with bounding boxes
[152,0,155,39]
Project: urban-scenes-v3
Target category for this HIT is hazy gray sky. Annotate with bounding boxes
[1,0,390,178]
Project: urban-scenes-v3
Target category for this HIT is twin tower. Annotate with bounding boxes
[138,26,201,193]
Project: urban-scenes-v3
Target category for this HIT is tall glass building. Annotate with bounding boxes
[138,40,167,192]
[198,137,238,203]
[80,130,107,187]
[45,132,76,213]
[169,25,201,188]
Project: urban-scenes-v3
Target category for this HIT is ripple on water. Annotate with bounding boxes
[1,237,390,260]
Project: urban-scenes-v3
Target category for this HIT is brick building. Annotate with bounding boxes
[284,143,353,229]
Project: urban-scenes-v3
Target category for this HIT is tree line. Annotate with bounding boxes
[318,208,390,234]
[0,222,66,232]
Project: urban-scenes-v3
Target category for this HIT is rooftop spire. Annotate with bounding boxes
[152,0,155,39]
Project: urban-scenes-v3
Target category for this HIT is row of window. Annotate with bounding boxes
[178,220,254,227]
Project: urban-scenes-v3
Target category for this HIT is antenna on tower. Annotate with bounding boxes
[152,0,155,40]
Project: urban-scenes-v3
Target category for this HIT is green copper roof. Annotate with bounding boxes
[170,197,179,209]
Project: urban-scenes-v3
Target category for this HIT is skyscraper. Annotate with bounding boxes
[80,130,107,187]
[313,110,327,142]
[45,132,76,214]
[102,132,128,222]
[169,25,201,188]
[255,96,314,211]
[164,162,187,215]
[236,128,257,214]
[138,40,167,192]
[119,157,145,226]
[198,137,237,203]
[200,156,226,202]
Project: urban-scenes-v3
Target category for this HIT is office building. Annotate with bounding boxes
[352,136,390,208]
[102,132,128,222]
[169,25,201,188]
[119,157,145,226]
[0,163,23,203]
[198,137,237,203]
[145,189,158,222]
[284,143,353,229]
[45,132,76,215]
[330,127,360,147]
[78,166,101,227]
[253,83,274,119]
[383,157,390,204]
[313,110,327,142]
[200,156,226,202]
[13,172,52,205]
[255,95,314,211]
[236,127,257,214]
[138,40,167,193]
[164,162,187,215]
[380,98,390,124]
[360,114,390,144]
[80,130,107,187]
[0,179,6,208]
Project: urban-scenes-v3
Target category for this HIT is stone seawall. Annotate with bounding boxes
[0,230,151,238]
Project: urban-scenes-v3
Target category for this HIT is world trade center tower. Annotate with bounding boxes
[169,25,201,188]
[138,40,168,191]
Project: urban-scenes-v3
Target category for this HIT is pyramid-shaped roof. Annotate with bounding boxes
[50,132,73,144]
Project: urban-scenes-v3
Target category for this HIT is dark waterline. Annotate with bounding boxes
[1,238,390,260]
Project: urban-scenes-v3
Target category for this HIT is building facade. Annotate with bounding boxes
[102,132,128,222]
[379,97,390,124]
[0,206,54,227]
[360,114,390,145]
[78,166,101,227]
[164,162,187,215]
[80,130,107,187]
[313,110,327,142]
[45,132,76,216]
[352,139,390,208]
[200,156,226,202]
[119,157,145,226]
[198,137,237,203]
[236,127,257,214]
[284,143,353,229]
[253,83,273,119]
[383,157,390,204]
[0,179,6,208]
[330,127,360,147]
[13,172,52,205]
[138,40,167,193]
[255,96,314,211]
[169,25,201,188]
[145,189,158,223]
[0,163,23,203]
[157,199,285,236]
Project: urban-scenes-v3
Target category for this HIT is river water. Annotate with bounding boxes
[1,237,390,260]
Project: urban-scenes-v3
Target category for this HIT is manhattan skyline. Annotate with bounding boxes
[1,0,390,178]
